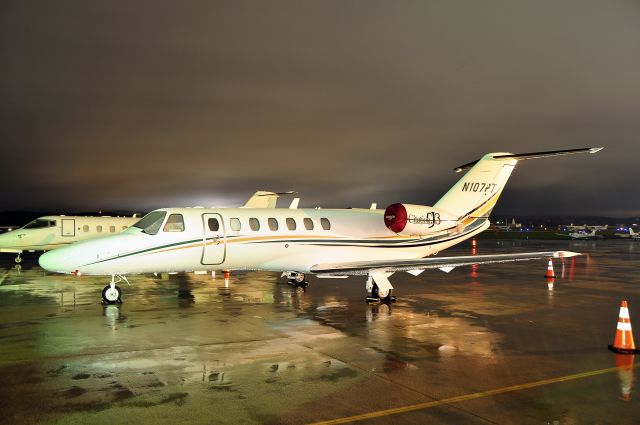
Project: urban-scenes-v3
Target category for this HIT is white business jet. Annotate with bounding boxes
[39,148,602,304]
[615,228,640,240]
[556,229,600,240]
[0,215,139,263]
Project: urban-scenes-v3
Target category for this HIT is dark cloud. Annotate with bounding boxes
[1,1,639,215]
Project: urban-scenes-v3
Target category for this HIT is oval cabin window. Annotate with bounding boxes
[208,218,219,232]
[303,218,314,231]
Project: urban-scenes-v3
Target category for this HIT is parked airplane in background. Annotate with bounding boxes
[615,228,640,240]
[0,215,140,263]
[562,229,600,240]
[39,147,602,304]
[562,224,608,232]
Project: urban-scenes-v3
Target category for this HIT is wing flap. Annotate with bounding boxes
[312,250,580,276]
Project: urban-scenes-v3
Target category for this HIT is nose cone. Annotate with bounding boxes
[0,231,17,249]
[39,249,75,273]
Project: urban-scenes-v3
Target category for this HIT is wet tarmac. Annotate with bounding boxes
[1,240,639,424]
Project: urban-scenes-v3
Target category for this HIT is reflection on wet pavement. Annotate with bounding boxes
[1,240,640,424]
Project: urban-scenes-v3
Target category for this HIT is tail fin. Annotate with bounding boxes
[434,147,603,219]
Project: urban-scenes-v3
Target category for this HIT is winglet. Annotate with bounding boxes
[553,251,581,258]
[243,191,298,208]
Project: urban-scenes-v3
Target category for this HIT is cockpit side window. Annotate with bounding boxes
[23,219,56,229]
[133,211,167,235]
[163,214,185,232]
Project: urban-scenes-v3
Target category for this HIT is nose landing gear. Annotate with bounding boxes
[101,274,128,304]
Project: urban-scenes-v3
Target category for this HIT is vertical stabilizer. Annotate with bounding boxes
[434,153,517,219]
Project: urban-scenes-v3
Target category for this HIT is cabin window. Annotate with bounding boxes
[164,214,185,232]
[286,218,296,231]
[268,218,278,231]
[83,225,89,232]
[207,218,219,232]
[22,219,56,229]
[133,211,167,235]
[320,218,331,230]
[303,218,314,230]
[249,218,260,231]
[96,225,102,232]
[230,218,241,231]
[109,225,116,233]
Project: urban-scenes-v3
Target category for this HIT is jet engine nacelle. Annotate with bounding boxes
[384,203,458,235]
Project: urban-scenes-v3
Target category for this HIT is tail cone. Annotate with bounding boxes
[608,300,640,354]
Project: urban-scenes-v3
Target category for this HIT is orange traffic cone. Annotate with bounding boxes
[609,300,640,354]
[218,270,231,295]
[545,259,555,279]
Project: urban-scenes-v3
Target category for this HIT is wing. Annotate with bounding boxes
[310,250,580,276]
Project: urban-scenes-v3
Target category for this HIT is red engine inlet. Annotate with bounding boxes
[384,203,407,233]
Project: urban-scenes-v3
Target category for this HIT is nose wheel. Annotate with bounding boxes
[102,285,122,304]
[102,274,127,304]
[14,254,22,264]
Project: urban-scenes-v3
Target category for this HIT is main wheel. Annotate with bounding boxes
[371,283,379,298]
[15,256,22,264]
[294,273,306,283]
[366,283,380,303]
[102,285,122,304]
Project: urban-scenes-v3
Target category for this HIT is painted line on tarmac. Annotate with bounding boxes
[308,363,638,425]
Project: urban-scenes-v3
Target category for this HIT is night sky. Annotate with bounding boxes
[1,1,639,216]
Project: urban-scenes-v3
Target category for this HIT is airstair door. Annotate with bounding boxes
[202,213,226,265]
[61,219,75,237]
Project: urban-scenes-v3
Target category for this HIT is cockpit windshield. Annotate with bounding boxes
[133,211,167,235]
[22,219,56,229]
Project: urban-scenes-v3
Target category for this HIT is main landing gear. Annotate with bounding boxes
[365,274,396,304]
[282,271,309,289]
[14,254,22,264]
[101,275,129,304]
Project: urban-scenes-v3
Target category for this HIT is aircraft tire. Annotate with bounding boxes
[370,283,379,299]
[102,285,122,304]
[14,256,22,264]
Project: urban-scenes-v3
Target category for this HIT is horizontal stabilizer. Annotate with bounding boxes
[454,147,603,173]
[311,251,580,275]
